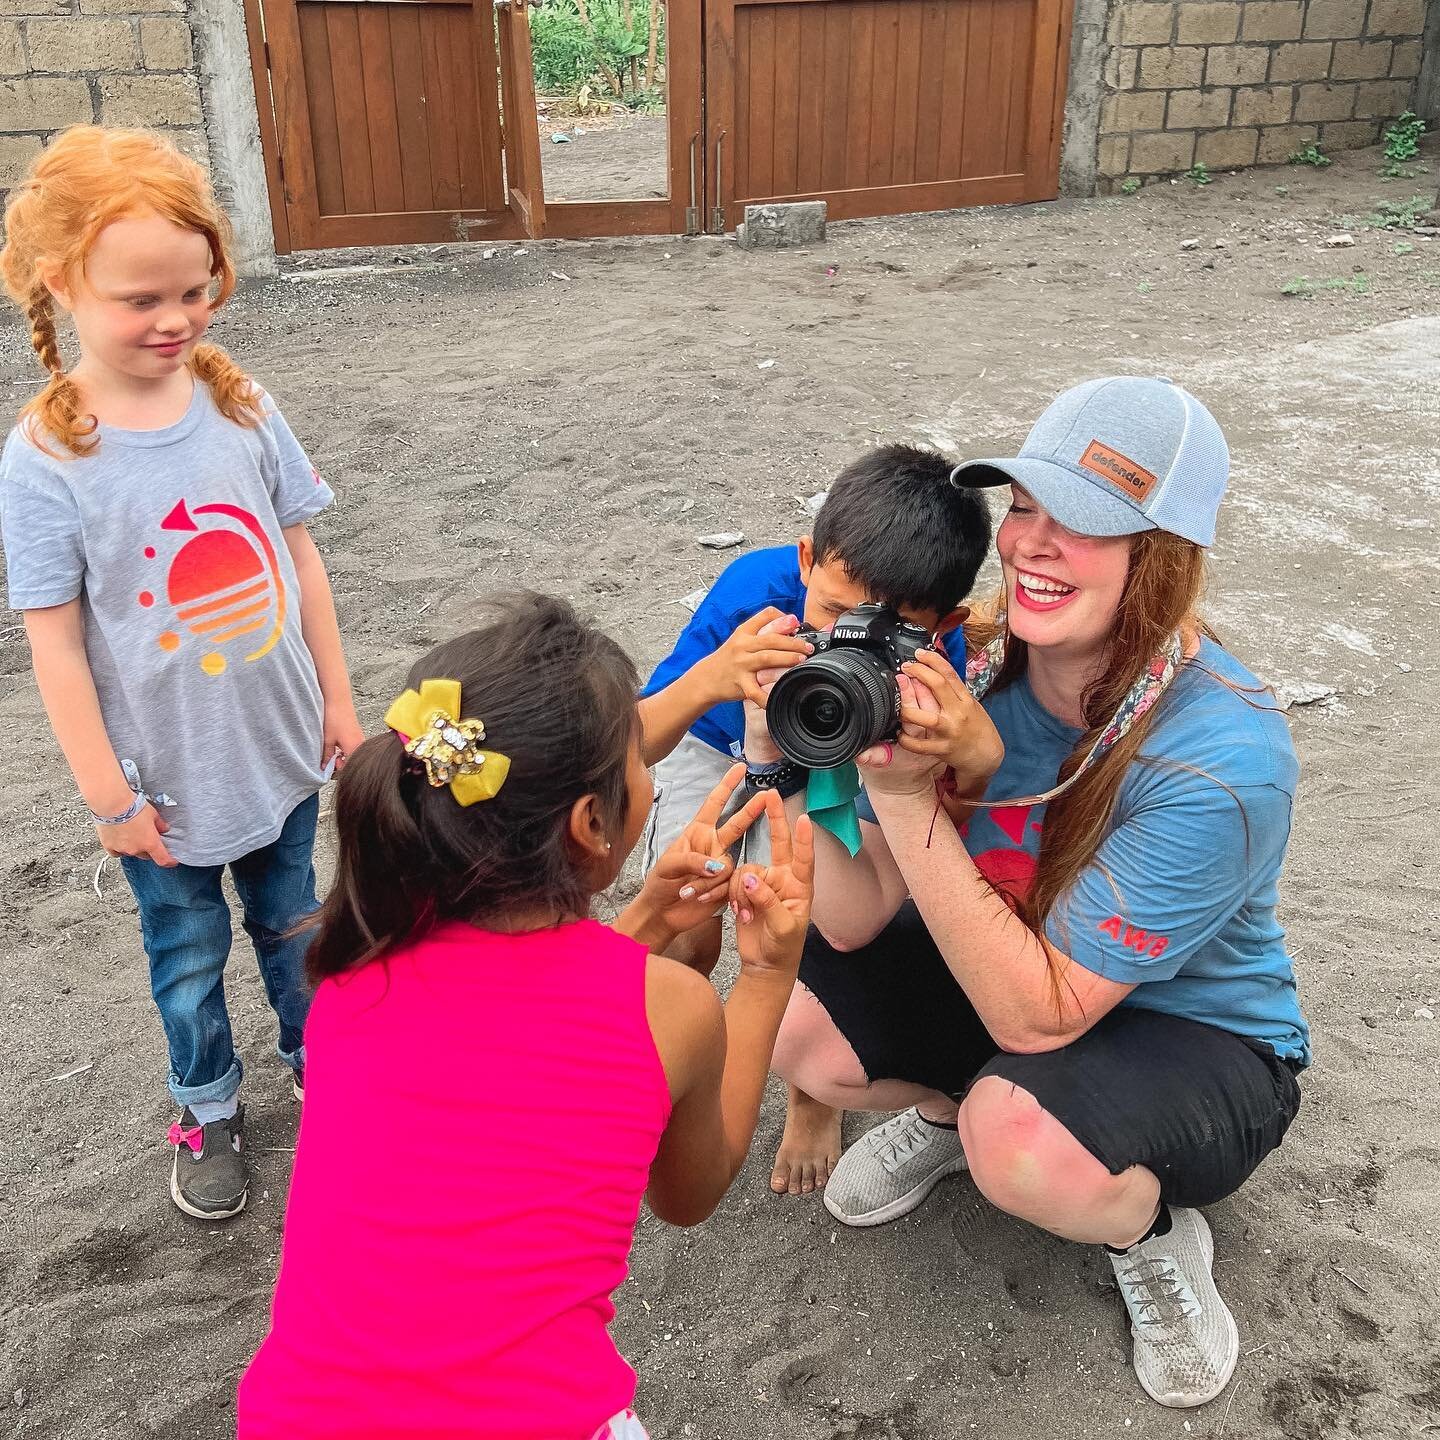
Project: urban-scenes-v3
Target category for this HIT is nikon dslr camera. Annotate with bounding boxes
[767,602,957,769]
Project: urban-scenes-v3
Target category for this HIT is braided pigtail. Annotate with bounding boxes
[190,342,264,430]
[19,282,97,458]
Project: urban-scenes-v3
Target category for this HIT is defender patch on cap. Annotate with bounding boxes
[1080,440,1157,502]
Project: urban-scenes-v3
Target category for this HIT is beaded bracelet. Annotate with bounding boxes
[90,790,148,826]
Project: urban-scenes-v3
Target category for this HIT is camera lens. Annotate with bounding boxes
[799,688,845,739]
[767,649,898,768]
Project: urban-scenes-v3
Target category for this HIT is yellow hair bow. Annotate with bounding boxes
[383,678,511,805]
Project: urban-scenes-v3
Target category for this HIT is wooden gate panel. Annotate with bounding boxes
[708,0,1068,229]
[263,0,517,250]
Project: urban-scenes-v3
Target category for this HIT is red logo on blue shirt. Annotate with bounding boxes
[1097,915,1171,959]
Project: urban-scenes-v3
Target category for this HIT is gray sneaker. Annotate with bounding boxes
[167,1106,248,1220]
[822,1108,969,1227]
[1109,1207,1239,1408]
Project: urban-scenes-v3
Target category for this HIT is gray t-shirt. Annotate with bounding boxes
[1,382,335,865]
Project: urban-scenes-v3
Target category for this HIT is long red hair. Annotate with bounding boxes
[964,529,1210,938]
[0,125,262,458]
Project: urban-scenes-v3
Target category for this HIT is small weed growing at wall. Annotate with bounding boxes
[1289,144,1331,168]
[1380,112,1425,178]
[1185,163,1212,186]
[1120,178,1141,195]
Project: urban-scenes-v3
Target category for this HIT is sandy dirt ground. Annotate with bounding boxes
[2,140,1439,1440]
[536,106,670,203]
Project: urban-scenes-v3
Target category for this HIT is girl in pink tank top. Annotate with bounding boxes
[239,592,814,1440]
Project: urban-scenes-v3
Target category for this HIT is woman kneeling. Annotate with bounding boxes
[762,378,1309,1410]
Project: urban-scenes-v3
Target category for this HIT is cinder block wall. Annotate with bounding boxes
[1097,0,1433,185]
[0,0,205,192]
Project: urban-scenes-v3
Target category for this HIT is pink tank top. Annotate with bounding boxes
[238,919,671,1440]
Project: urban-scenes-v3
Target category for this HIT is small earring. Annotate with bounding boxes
[604,841,612,852]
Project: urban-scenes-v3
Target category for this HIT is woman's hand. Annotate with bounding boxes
[730,792,814,978]
[899,647,1005,793]
[858,648,1003,799]
[638,764,771,937]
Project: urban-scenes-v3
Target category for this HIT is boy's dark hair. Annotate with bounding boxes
[811,444,991,615]
[306,592,638,984]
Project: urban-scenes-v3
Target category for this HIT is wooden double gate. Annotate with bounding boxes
[246,0,1072,251]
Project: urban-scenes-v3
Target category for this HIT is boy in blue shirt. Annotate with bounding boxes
[638,445,991,977]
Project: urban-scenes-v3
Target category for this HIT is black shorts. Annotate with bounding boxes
[798,902,1302,1209]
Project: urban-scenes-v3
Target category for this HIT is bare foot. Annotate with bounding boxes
[771,1086,843,1196]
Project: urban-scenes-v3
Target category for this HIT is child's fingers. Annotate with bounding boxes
[736,606,784,636]
[764,788,792,869]
[735,869,788,930]
[899,697,950,732]
[755,612,802,638]
[714,787,771,850]
[896,730,950,757]
[789,813,815,892]
[748,644,812,670]
[690,763,747,827]
[899,671,942,722]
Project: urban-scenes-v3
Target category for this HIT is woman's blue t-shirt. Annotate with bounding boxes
[928,638,1308,1065]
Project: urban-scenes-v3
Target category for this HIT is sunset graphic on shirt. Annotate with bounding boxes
[138,499,287,676]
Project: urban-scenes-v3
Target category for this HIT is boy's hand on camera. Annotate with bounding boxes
[704,608,812,707]
[642,763,771,935]
[97,803,177,867]
[731,793,814,978]
[898,648,1004,792]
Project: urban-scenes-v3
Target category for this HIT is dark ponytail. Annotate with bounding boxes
[306,592,639,984]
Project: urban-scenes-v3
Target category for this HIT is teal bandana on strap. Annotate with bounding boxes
[805,761,864,856]
[801,624,1185,846]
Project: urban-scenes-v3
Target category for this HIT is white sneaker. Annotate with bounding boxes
[822,1108,968,1227]
[1109,1207,1239,1408]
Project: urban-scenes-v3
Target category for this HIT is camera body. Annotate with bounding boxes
[767,602,944,769]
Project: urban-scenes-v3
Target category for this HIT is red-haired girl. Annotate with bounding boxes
[0,126,364,1220]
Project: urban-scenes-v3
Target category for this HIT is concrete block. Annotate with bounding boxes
[1352,77,1413,116]
[1364,0,1425,35]
[1330,39,1393,78]
[737,201,826,249]
[0,18,22,75]
[0,133,43,187]
[1241,1,1303,41]
[1105,45,1141,89]
[1119,3,1176,45]
[1294,82,1358,119]
[1319,118,1381,146]
[1138,45,1206,88]
[1196,126,1260,166]
[1233,84,1296,124]
[1177,2,1238,43]
[25,17,138,72]
[1256,122,1318,160]
[0,76,94,130]
[79,0,183,14]
[1103,90,1167,130]
[1129,128,1198,171]
[1205,44,1270,85]
[98,72,201,126]
[1388,39,1422,77]
[140,16,193,69]
[1301,0,1366,40]
[1269,41,1334,81]
[1098,134,1133,175]
[1167,86,1234,127]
